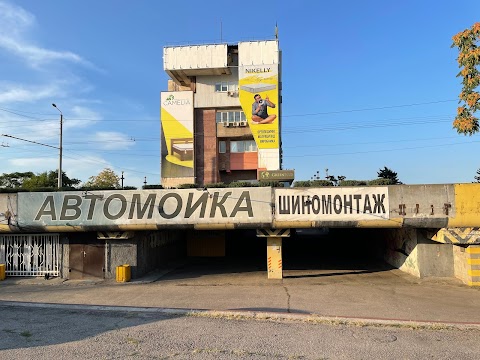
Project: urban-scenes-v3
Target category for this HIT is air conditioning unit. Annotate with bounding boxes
[227,90,238,97]
[222,120,229,127]
[239,120,247,127]
[227,91,234,97]
[232,121,239,127]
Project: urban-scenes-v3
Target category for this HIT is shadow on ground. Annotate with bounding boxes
[0,303,182,351]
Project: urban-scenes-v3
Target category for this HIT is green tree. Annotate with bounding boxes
[452,22,480,135]
[0,172,34,188]
[84,168,120,188]
[22,170,81,189]
[475,169,480,183]
[377,166,402,184]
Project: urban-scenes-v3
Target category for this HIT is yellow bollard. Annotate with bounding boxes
[116,264,131,283]
[123,264,131,282]
[266,238,283,279]
[0,264,5,281]
[116,265,125,283]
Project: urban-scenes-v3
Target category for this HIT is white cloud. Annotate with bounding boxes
[0,2,34,34]
[0,82,61,104]
[64,105,103,129]
[92,131,136,150]
[0,1,92,68]
[9,156,56,169]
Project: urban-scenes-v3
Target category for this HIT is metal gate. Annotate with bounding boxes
[0,234,59,276]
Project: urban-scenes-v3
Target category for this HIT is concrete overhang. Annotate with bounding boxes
[165,67,232,86]
[164,43,232,86]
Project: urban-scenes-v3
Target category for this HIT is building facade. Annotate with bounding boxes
[161,40,282,188]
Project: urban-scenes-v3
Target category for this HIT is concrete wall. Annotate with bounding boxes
[60,235,69,279]
[0,193,17,226]
[106,239,137,279]
[195,70,240,108]
[417,233,453,277]
[453,245,469,284]
[136,230,187,277]
[383,228,421,277]
[384,228,454,278]
[105,230,186,279]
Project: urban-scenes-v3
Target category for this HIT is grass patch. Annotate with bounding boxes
[126,337,141,345]
[20,331,32,338]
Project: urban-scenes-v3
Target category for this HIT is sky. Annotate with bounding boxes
[0,0,479,188]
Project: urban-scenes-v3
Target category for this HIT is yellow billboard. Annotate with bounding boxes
[160,91,194,178]
[239,64,279,150]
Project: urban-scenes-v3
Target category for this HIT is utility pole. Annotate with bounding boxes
[52,104,63,189]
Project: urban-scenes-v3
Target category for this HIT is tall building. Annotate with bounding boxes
[161,40,282,188]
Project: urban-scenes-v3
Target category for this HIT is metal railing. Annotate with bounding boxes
[0,234,59,276]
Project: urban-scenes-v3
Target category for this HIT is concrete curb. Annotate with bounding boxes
[1,301,479,331]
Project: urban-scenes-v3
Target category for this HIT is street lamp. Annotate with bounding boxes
[52,104,63,188]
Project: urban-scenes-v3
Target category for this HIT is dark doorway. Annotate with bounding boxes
[69,240,105,279]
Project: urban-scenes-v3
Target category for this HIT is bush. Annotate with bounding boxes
[338,180,368,187]
[293,181,312,187]
[311,180,334,187]
[294,179,338,187]
[204,182,228,188]
[367,178,394,186]
[227,181,256,187]
[258,181,284,187]
[78,186,117,191]
[122,186,137,190]
[177,183,199,189]
[142,184,163,190]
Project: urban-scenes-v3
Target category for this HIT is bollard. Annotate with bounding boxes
[0,264,5,281]
[116,264,131,283]
[123,264,131,282]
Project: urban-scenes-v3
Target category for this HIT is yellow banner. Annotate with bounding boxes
[160,91,194,178]
[239,65,279,150]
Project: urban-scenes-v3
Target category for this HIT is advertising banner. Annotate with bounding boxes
[17,188,273,227]
[161,91,194,178]
[239,64,279,150]
[275,187,390,221]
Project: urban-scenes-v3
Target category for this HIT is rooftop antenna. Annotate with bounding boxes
[220,19,223,43]
[275,22,278,39]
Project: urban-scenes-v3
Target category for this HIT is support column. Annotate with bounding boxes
[467,245,480,286]
[267,237,283,279]
[256,229,290,280]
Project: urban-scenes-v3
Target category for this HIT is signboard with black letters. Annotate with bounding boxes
[17,188,273,227]
[275,187,390,221]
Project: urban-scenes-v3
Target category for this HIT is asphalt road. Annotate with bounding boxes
[1,304,479,359]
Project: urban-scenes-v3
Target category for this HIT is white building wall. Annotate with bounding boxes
[195,68,241,108]
[164,44,228,70]
[238,40,279,66]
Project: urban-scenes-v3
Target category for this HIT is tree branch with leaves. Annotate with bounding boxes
[452,22,480,135]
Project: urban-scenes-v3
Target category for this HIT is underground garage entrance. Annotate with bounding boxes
[159,228,393,281]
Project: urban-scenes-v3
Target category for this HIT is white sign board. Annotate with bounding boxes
[275,187,389,221]
[17,188,273,227]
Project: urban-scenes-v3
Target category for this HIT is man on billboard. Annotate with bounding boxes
[251,94,276,124]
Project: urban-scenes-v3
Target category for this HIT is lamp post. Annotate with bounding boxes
[52,104,63,189]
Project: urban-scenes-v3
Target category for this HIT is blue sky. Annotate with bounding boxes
[0,0,479,187]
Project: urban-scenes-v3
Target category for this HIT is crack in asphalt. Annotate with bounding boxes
[282,286,291,313]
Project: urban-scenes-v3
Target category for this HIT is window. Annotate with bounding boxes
[230,140,257,153]
[214,81,238,92]
[218,141,226,153]
[244,140,257,152]
[216,110,247,125]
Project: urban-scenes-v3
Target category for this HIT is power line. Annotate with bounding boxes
[0,99,458,123]
[1,134,58,149]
